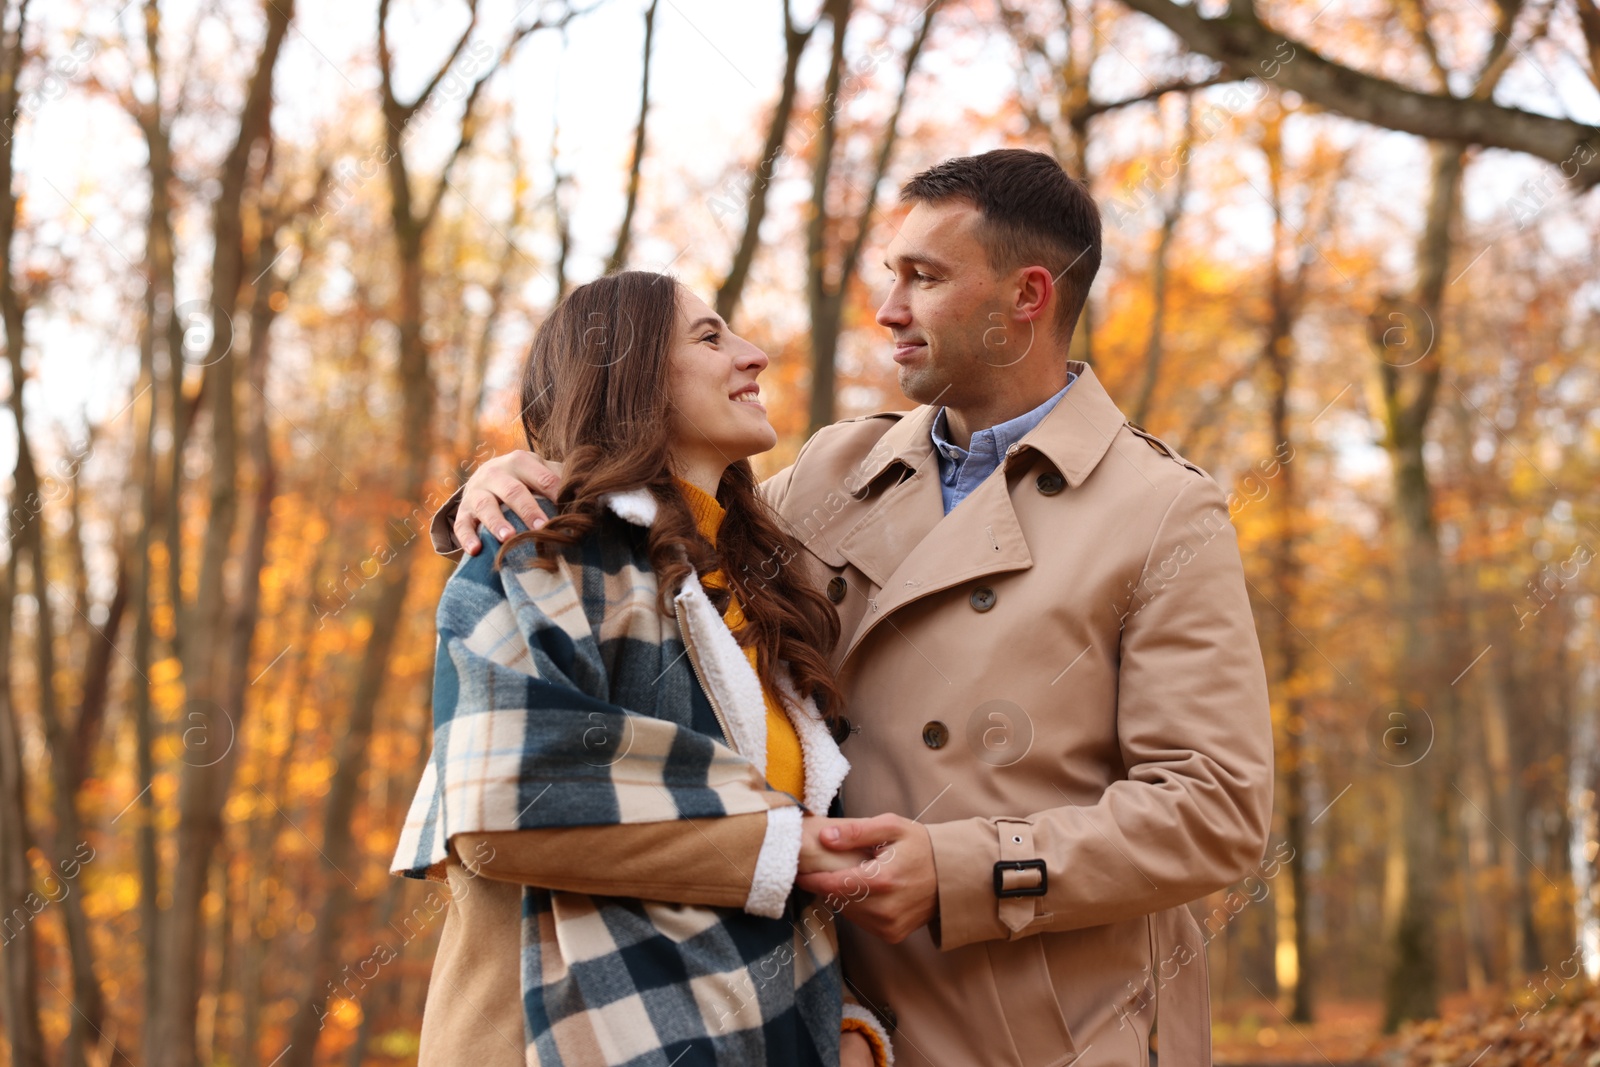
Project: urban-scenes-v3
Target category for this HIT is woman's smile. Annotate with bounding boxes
[730,382,765,411]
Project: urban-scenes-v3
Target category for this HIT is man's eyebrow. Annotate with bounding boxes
[885,251,952,274]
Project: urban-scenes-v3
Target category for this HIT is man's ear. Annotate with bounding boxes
[1014,265,1055,325]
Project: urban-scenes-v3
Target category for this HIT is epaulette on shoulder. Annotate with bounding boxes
[835,409,909,425]
[1126,422,1203,476]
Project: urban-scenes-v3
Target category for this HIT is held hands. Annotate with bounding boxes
[795,814,938,944]
[453,450,560,555]
[800,816,875,874]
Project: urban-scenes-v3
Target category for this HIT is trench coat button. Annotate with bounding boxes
[826,576,847,603]
[922,721,949,748]
[969,586,997,612]
[1036,471,1065,495]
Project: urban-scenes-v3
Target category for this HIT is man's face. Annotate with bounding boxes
[876,200,1013,408]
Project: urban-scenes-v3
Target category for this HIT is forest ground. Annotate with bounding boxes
[1213,989,1600,1065]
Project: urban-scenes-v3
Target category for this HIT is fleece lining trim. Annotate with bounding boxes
[842,1002,895,1066]
[747,806,804,918]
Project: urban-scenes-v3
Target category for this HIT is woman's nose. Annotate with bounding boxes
[734,336,769,372]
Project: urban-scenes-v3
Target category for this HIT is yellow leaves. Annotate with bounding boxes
[375,1030,421,1057]
[84,873,142,920]
[365,827,397,856]
[152,602,176,640]
[323,997,362,1031]
[150,656,186,716]
[223,789,256,825]
[287,755,337,797]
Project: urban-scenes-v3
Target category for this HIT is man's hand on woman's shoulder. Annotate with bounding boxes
[453,450,562,555]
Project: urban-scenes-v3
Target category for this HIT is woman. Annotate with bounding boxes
[392,271,892,1067]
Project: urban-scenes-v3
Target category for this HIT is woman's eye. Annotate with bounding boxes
[700,332,720,345]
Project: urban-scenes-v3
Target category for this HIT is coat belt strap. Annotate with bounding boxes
[1151,907,1213,1066]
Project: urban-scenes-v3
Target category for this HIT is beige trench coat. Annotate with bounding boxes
[759,363,1274,1067]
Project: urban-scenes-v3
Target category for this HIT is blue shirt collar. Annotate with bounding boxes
[930,375,1078,465]
[929,373,1077,512]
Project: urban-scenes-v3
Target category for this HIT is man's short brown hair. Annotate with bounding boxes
[900,149,1102,335]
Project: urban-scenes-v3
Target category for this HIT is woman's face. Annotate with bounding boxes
[667,288,777,469]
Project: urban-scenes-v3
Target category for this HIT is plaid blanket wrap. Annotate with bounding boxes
[393,489,854,1067]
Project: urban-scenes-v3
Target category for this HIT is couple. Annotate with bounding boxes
[392,149,1274,1067]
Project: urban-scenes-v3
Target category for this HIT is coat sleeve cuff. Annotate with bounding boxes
[925,816,1017,950]
[431,486,465,560]
[841,1003,894,1067]
[745,806,803,918]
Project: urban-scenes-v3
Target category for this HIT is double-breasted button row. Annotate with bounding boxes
[1036,471,1065,495]
[922,721,949,749]
[970,586,996,612]
[826,576,847,603]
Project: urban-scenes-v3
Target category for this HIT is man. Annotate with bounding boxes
[435,150,1273,1066]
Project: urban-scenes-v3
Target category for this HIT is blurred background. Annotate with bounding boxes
[2,0,1599,1064]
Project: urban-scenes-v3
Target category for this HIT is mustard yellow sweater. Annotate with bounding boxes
[676,480,806,801]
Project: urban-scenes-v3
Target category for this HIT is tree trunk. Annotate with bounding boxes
[806,0,940,435]
[0,552,45,1067]
[604,0,660,275]
[1130,97,1194,429]
[1258,108,1313,1022]
[0,0,115,1059]
[1570,649,1600,980]
[69,557,127,787]
[129,1,182,1036]
[149,5,294,1064]
[805,0,851,436]
[280,5,552,1054]
[715,0,816,323]
[1369,140,1465,1031]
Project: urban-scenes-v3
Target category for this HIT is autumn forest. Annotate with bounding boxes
[2,0,1600,1064]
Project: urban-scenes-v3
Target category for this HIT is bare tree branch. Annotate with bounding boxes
[1116,0,1600,185]
[1072,73,1232,120]
[715,0,820,321]
[1130,96,1195,427]
[394,0,482,127]
[606,0,661,274]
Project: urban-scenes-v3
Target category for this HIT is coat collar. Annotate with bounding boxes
[851,361,1128,491]
[829,363,1131,667]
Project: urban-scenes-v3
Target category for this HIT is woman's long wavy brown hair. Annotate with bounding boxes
[497,271,846,724]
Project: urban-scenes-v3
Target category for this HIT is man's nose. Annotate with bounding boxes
[876,286,909,328]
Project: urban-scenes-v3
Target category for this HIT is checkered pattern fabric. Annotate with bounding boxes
[393,491,847,1066]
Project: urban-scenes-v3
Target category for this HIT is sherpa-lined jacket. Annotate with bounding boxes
[392,488,891,1067]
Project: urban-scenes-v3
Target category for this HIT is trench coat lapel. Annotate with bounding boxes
[834,406,944,589]
[834,363,1126,667]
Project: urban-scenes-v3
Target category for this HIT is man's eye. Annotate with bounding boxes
[914,272,934,283]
